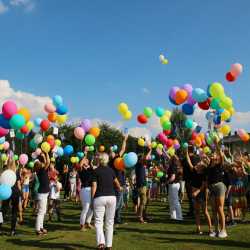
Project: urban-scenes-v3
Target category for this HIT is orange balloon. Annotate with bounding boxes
[195,137,202,147]
[114,157,125,171]
[48,112,57,122]
[175,89,188,105]
[89,127,100,138]
[99,145,105,152]
[198,133,205,140]
[18,108,31,122]
[47,135,55,141]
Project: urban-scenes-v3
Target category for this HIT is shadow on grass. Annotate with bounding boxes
[6,238,96,250]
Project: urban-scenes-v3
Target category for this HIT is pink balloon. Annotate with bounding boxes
[19,154,28,165]
[3,141,10,150]
[0,127,9,137]
[35,148,42,155]
[169,86,180,99]
[230,63,243,77]
[237,129,246,137]
[44,103,56,113]
[74,127,85,140]
[2,101,18,119]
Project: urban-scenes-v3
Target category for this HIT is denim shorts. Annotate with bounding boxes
[22,184,29,193]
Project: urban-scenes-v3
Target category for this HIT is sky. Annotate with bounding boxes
[0,0,250,136]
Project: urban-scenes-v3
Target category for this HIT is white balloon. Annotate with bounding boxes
[0,169,16,187]
[34,134,43,144]
[159,54,165,62]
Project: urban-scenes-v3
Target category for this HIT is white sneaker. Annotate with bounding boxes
[218,230,228,238]
[209,231,216,237]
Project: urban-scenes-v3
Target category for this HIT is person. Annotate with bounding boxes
[21,165,31,210]
[69,167,77,201]
[35,152,50,236]
[167,154,183,221]
[78,156,94,231]
[62,164,70,201]
[92,153,122,250]
[123,178,130,210]
[31,171,40,216]
[206,138,227,238]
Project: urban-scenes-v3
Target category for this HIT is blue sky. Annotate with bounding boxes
[0,0,250,131]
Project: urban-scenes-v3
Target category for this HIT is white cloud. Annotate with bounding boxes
[10,0,35,11]
[142,87,150,95]
[0,1,8,14]
[0,80,51,118]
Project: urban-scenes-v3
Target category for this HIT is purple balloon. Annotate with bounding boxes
[187,96,197,105]
[80,119,91,132]
[169,86,180,100]
[182,84,193,95]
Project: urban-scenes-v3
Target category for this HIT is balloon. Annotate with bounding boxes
[89,146,95,152]
[0,137,5,144]
[2,101,18,119]
[211,98,220,110]
[48,113,57,123]
[0,184,12,200]
[169,95,177,105]
[89,127,100,138]
[219,96,233,110]
[80,119,91,132]
[53,95,63,108]
[28,161,34,168]
[143,107,153,118]
[230,63,243,77]
[157,171,164,178]
[213,115,221,125]
[151,141,157,148]
[220,125,231,136]
[192,88,208,103]
[34,134,43,144]
[169,86,180,99]
[13,155,19,161]
[74,127,85,140]
[163,130,171,136]
[182,142,188,149]
[57,147,64,156]
[40,120,50,132]
[221,110,231,121]
[138,138,145,147]
[175,89,188,105]
[19,154,28,165]
[44,103,56,113]
[0,169,16,187]
[182,103,194,115]
[18,108,31,122]
[56,115,68,125]
[204,146,211,154]
[0,127,9,137]
[226,72,236,82]
[85,134,96,146]
[123,110,132,120]
[29,139,37,150]
[182,84,193,95]
[166,139,174,148]
[21,125,29,134]
[137,114,148,124]
[34,118,42,127]
[41,142,51,153]
[123,152,138,168]
[118,103,128,115]
[35,148,42,156]
[77,152,84,159]
[162,120,171,130]
[195,126,202,133]
[160,115,169,125]
[47,138,55,148]
[185,119,193,129]
[1,153,7,161]
[155,107,165,117]
[16,131,24,140]
[167,147,175,156]
[112,145,118,152]
[198,98,211,110]
[209,82,224,99]
[64,145,74,156]
[3,141,9,151]
[187,96,196,105]
[55,139,61,146]
[10,114,26,130]
[0,114,11,129]
[159,54,165,62]
[56,105,68,115]
[26,121,34,131]
[114,157,125,171]
[99,145,105,152]
[157,144,164,150]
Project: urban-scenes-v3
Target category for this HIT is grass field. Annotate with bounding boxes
[0,200,250,250]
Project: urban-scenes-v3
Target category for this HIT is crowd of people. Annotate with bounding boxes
[0,133,250,250]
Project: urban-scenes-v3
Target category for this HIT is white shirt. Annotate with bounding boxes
[50,181,62,200]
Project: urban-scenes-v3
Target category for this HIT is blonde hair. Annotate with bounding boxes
[99,153,109,166]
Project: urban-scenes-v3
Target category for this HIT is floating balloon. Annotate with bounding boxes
[209,82,224,99]
[175,89,188,105]
[220,125,231,136]
[123,110,132,120]
[0,127,9,137]
[56,105,68,115]
[19,154,28,165]
[138,138,145,147]
[221,110,231,121]
[123,152,138,168]
[3,141,9,151]
[226,72,236,82]
[0,169,16,187]
[81,119,91,132]
[155,107,165,117]
[34,134,43,144]
[118,103,128,115]
[2,101,18,119]
[10,114,25,130]
[0,137,5,144]
[192,88,208,103]
[230,63,243,77]
[56,147,64,157]
[48,113,57,123]
[182,84,193,96]
[182,103,194,115]
[64,145,74,156]
[56,115,68,125]
[114,157,125,171]
[40,120,50,132]
[157,171,164,178]
[0,184,12,200]
[89,127,100,138]
[185,119,193,129]
[41,142,51,153]
[219,96,233,110]
[53,95,63,108]
[0,114,11,129]
[34,118,42,127]
[137,114,148,124]
[85,134,96,146]
[74,127,85,140]
[44,103,56,113]
[162,120,171,130]
[21,125,29,134]
[211,98,220,110]
[198,98,211,110]
[143,107,153,118]
[18,108,31,122]
[169,86,180,100]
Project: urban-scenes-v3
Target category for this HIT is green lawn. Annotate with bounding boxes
[0,200,250,250]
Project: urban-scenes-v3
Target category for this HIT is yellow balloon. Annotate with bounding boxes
[26,121,34,131]
[18,107,31,122]
[209,82,225,99]
[70,157,76,164]
[41,142,51,153]
[138,138,145,147]
[123,110,132,120]
[162,59,168,64]
[220,125,231,136]
[167,147,175,156]
[118,103,128,115]
[221,110,231,121]
[204,146,211,154]
[219,96,233,110]
[164,110,172,118]
[157,143,164,150]
[160,115,169,125]
[151,141,157,148]
[55,139,61,146]
[0,144,3,151]
[56,115,68,125]
[228,107,235,116]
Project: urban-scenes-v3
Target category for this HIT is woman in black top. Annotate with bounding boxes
[78,156,94,231]
[92,153,121,250]
[34,152,50,236]
[186,150,212,235]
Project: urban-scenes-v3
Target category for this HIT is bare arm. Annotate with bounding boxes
[114,178,122,192]
[119,134,128,157]
[91,181,97,199]
[186,150,195,170]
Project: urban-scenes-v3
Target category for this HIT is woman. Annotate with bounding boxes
[206,139,227,238]
[35,152,50,236]
[21,166,31,210]
[78,156,94,231]
[92,153,122,250]
[69,167,77,201]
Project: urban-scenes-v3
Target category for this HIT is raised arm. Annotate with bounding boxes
[186,150,195,171]
[119,133,128,157]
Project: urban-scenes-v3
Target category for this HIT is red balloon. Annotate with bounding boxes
[163,130,171,136]
[20,125,29,134]
[47,138,55,148]
[166,139,173,148]
[40,120,50,132]
[226,72,236,82]
[137,114,148,124]
[191,132,198,140]
[198,98,211,110]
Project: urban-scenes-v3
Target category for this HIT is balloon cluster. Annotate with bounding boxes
[118,103,132,121]
[114,152,138,171]
[0,168,16,200]
[159,54,168,65]
[226,63,243,83]
[237,129,249,142]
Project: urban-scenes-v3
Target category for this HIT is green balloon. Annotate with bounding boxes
[16,131,25,140]
[162,120,171,130]
[14,155,19,161]
[10,114,25,130]
[144,107,153,118]
[157,171,164,178]
[211,98,220,110]
[28,161,34,168]
[89,146,95,152]
[85,134,96,146]
[1,153,7,161]
[29,139,37,150]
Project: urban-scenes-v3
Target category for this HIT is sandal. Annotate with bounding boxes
[41,228,48,235]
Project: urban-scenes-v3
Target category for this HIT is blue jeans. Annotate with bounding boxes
[115,190,124,224]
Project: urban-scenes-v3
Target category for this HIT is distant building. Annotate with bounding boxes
[223,132,250,152]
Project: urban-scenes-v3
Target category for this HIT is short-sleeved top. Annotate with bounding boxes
[37,168,50,193]
[11,170,21,198]
[206,164,225,185]
[79,167,93,188]
[167,163,178,184]
[182,155,200,181]
[92,166,116,198]
[190,170,204,189]
[135,163,146,188]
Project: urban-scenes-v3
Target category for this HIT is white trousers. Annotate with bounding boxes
[70,182,76,197]
[36,193,49,231]
[168,183,183,220]
[80,187,93,225]
[94,196,116,248]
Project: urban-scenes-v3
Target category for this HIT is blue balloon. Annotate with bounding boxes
[112,145,118,152]
[57,147,64,157]
[53,95,63,108]
[185,119,193,129]
[34,118,42,127]
[64,145,74,156]
[123,152,138,168]
[206,84,212,97]
[0,184,12,200]
[195,126,202,133]
[213,115,221,125]
[0,114,11,129]
[216,108,224,115]
[192,88,208,103]
[77,152,84,159]
[182,103,194,115]
[169,95,177,105]
[56,105,68,115]
[206,111,214,121]
[0,137,5,144]
[155,107,165,117]
[151,155,155,160]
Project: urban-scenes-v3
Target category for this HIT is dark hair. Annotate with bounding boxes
[37,155,45,163]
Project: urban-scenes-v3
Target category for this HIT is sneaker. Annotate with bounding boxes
[10,231,16,236]
[209,231,216,237]
[218,230,228,238]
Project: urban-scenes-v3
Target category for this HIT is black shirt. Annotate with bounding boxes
[167,163,178,183]
[79,167,93,188]
[11,170,21,198]
[206,164,225,185]
[92,166,116,198]
[190,170,204,189]
[135,162,146,188]
[182,155,200,181]
[37,168,50,193]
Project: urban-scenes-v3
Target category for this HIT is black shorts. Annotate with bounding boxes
[225,193,233,207]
